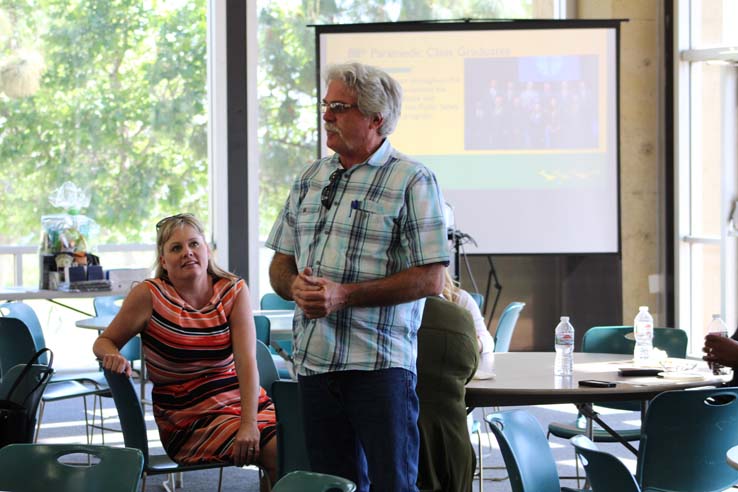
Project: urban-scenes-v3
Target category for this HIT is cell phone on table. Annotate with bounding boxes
[578,379,616,388]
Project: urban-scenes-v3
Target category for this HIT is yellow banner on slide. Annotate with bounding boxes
[321,28,611,155]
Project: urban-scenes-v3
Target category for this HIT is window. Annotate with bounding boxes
[676,0,738,353]
[0,0,212,288]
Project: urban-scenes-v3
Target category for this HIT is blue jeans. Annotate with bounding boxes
[298,368,419,492]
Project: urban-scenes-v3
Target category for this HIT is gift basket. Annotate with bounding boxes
[39,182,109,291]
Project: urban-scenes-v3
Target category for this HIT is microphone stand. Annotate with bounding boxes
[484,255,503,330]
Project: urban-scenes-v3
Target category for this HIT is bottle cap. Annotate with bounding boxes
[712,314,721,319]
[560,316,569,321]
[639,306,649,311]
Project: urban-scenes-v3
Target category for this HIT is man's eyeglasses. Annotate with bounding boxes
[320,101,358,114]
[321,169,345,210]
[156,213,196,231]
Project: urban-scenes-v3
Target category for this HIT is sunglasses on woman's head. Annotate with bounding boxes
[156,213,196,231]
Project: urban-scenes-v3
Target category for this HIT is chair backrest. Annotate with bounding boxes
[570,435,640,492]
[92,296,140,362]
[493,302,525,353]
[469,292,484,310]
[0,363,53,444]
[260,293,296,311]
[93,296,124,316]
[485,409,561,492]
[0,302,48,365]
[273,470,356,492]
[0,317,38,377]
[254,315,271,346]
[637,387,738,492]
[582,326,689,412]
[583,326,688,358]
[256,340,280,397]
[0,443,144,492]
[272,380,311,479]
[103,369,151,467]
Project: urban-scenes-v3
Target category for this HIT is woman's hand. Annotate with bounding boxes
[703,334,738,368]
[101,353,132,377]
[232,420,261,467]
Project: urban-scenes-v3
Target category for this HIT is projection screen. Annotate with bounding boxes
[315,20,621,255]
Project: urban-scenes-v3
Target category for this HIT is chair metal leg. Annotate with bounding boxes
[34,400,45,442]
[477,424,483,492]
[217,468,224,492]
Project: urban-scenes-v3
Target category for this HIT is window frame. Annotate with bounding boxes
[674,0,738,353]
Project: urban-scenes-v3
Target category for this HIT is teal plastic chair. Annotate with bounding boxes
[103,369,227,492]
[548,326,688,482]
[548,326,688,439]
[93,296,141,365]
[272,470,356,492]
[637,387,738,491]
[492,302,525,353]
[260,293,296,311]
[469,292,484,310]
[570,388,738,492]
[255,315,271,346]
[0,316,38,377]
[256,340,280,397]
[0,443,144,492]
[569,435,640,492]
[485,409,584,492]
[272,380,311,479]
[0,314,108,443]
[0,362,54,445]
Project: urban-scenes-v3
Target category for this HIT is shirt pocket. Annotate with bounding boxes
[295,204,324,242]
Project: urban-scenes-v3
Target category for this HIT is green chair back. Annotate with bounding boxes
[637,387,738,492]
[104,369,228,484]
[272,380,311,479]
[583,325,688,358]
[1,302,49,365]
[0,317,38,377]
[256,340,280,397]
[582,325,688,412]
[273,470,356,492]
[493,302,525,353]
[260,293,296,311]
[570,435,640,492]
[255,315,271,346]
[93,296,140,362]
[0,443,143,492]
[486,410,569,492]
[93,296,124,316]
[469,292,484,310]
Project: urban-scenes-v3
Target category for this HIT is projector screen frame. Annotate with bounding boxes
[313,18,624,257]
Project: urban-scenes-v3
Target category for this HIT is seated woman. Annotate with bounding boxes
[442,269,495,354]
[93,213,277,485]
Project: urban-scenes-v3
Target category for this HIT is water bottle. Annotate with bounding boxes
[554,316,575,376]
[707,314,729,375]
[633,306,654,367]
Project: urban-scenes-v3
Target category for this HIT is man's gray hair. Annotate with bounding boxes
[324,62,402,137]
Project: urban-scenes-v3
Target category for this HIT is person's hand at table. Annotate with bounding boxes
[101,353,132,377]
[703,334,738,368]
[232,420,261,467]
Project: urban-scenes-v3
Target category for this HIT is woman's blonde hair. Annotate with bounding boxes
[442,268,461,304]
[153,213,238,284]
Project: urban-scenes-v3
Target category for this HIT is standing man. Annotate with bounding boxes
[266,62,449,492]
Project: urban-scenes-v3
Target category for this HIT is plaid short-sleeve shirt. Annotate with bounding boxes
[266,139,449,375]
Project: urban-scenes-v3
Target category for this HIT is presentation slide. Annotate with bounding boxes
[317,24,620,255]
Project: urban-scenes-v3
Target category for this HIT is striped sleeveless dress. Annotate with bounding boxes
[142,277,276,465]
